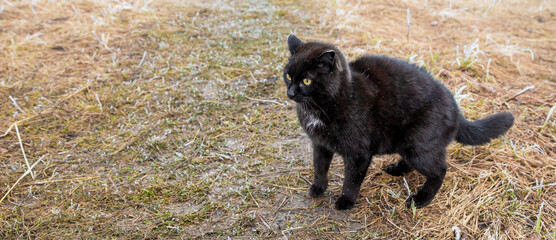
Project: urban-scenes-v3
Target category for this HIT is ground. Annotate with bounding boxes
[0,0,555,239]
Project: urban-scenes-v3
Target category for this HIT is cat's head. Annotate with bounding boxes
[283,35,349,104]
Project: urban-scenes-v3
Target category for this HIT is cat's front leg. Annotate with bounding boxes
[309,144,334,197]
[335,155,372,210]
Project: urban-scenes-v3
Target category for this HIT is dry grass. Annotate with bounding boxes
[0,0,554,239]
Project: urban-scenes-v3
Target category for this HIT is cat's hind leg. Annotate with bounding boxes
[405,149,447,208]
[383,157,412,176]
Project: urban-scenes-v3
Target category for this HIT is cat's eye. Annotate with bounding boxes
[286,74,291,81]
[303,78,312,85]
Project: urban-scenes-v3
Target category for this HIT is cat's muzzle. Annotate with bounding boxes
[286,85,301,102]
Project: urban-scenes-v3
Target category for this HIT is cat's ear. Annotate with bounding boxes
[288,35,304,55]
[318,50,343,72]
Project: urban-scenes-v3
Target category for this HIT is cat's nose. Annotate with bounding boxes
[287,86,298,99]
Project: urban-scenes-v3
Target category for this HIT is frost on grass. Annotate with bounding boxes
[436,7,468,21]
[485,36,534,62]
[408,53,425,67]
[453,86,471,106]
[455,38,483,68]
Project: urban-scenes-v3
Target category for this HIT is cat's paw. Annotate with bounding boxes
[309,184,326,197]
[383,163,409,176]
[405,192,433,209]
[334,196,355,210]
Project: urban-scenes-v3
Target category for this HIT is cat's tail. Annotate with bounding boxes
[455,112,514,146]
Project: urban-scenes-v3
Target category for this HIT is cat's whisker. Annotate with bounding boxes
[308,99,330,121]
[300,99,314,112]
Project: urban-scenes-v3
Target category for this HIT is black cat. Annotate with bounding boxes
[283,35,514,210]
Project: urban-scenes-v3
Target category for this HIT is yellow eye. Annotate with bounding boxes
[286,74,291,81]
[303,78,312,85]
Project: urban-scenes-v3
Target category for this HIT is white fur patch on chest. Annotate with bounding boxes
[304,113,324,131]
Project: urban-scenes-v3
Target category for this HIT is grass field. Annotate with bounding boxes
[1,0,555,239]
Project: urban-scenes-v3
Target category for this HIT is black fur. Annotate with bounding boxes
[456,112,514,145]
[283,35,514,210]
